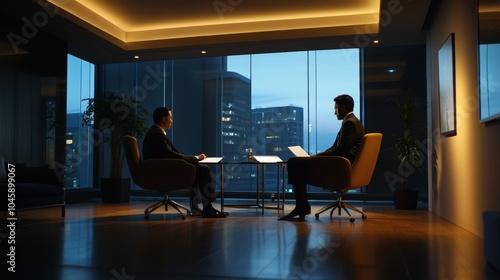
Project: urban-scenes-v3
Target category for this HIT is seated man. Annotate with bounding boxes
[143,107,228,218]
[280,94,365,221]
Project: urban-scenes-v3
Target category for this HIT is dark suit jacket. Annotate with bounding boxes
[316,113,365,163]
[142,125,199,165]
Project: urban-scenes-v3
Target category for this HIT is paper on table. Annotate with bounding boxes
[199,157,223,163]
[253,155,282,163]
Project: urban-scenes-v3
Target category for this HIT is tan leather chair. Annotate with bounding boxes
[308,133,383,222]
[122,135,196,220]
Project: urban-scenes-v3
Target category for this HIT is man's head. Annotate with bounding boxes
[153,107,173,130]
[334,94,354,120]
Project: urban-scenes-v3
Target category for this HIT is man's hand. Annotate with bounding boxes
[197,154,206,160]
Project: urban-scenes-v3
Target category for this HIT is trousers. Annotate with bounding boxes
[287,157,310,207]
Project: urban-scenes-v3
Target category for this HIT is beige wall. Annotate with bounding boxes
[428,0,500,237]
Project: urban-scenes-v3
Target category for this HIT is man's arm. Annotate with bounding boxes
[143,129,199,164]
[163,137,199,164]
[318,120,358,158]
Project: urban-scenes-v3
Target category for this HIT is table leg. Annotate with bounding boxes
[261,164,265,215]
[221,163,224,213]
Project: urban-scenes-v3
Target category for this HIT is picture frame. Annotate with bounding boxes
[438,33,456,136]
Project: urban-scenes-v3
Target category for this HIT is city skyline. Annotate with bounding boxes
[66,50,360,188]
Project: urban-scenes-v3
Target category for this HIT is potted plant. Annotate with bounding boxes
[82,91,148,202]
[391,91,425,210]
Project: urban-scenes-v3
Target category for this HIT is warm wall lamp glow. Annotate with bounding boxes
[201,50,207,54]
[373,39,379,44]
[134,55,140,59]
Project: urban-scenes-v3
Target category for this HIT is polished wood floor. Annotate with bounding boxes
[2,198,499,280]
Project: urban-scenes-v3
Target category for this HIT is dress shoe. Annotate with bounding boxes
[278,206,311,221]
[190,206,203,216]
[202,207,229,218]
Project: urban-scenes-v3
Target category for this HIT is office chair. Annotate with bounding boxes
[308,133,382,222]
[122,135,196,220]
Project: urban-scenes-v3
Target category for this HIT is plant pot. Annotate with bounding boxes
[101,178,131,203]
[393,189,418,210]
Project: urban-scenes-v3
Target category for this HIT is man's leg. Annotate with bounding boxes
[287,157,310,209]
[195,164,216,207]
[190,187,203,215]
[195,164,227,218]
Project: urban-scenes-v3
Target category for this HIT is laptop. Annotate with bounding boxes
[288,146,310,157]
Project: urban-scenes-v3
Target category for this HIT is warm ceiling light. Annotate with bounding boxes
[47,0,381,45]
[134,55,140,59]
[373,39,379,44]
[201,50,207,54]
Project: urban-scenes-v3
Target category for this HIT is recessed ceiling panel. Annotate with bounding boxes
[49,0,380,45]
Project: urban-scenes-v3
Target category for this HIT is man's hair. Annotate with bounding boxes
[334,94,354,112]
[153,107,171,124]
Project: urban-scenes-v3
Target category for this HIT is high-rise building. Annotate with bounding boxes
[66,113,94,188]
[252,106,304,162]
[252,106,304,193]
[204,71,254,192]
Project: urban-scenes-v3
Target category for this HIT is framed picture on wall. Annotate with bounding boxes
[438,33,456,136]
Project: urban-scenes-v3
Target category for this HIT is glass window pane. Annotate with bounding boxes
[66,54,95,189]
[225,49,360,194]
[315,49,361,153]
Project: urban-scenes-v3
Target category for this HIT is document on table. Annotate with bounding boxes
[253,155,283,163]
[199,157,223,163]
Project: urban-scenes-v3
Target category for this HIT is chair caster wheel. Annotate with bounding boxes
[350,217,355,223]
[315,213,319,219]
[362,214,367,220]
[181,214,187,220]
[145,214,150,220]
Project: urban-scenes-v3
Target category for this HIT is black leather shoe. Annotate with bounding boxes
[278,206,311,221]
[190,206,203,216]
[202,208,228,218]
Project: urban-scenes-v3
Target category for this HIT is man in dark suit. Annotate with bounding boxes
[280,94,365,221]
[143,107,227,218]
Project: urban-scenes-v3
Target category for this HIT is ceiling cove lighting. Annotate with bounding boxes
[47,0,381,47]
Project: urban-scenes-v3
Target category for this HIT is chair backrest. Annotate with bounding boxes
[122,135,142,183]
[349,133,383,188]
[122,135,196,191]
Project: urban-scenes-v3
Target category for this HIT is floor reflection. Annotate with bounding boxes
[7,200,500,280]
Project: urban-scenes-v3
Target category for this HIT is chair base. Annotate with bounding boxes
[315,195,367,222]
[144,194,191,220]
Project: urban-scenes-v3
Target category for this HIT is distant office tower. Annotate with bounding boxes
[251,106,304,162]
[204,71,254,192]
[66,113,94,188]
[204,71,252,161]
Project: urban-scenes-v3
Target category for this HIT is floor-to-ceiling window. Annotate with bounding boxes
[66,54,95,188]
[224,50,360,194]
[95,49,360,196]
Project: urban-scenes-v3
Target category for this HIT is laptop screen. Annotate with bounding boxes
[288,146,310,157]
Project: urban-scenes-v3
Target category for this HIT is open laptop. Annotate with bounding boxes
[288,146,310,157]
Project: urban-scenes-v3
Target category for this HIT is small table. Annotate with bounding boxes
[202,159,286,215]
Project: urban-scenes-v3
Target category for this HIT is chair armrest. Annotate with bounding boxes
[136,159,196,190]
[308,156,351,189]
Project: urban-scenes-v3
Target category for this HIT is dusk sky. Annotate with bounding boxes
[227,49,360,152]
